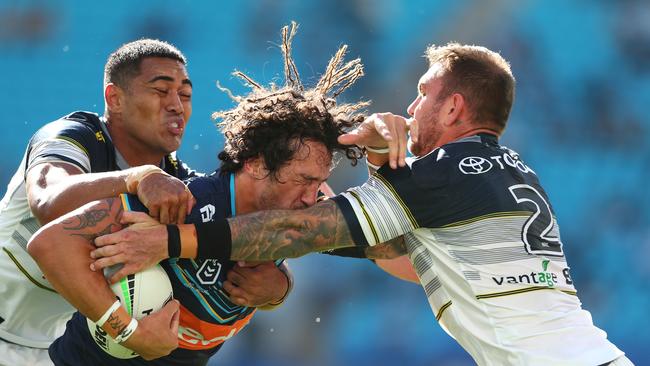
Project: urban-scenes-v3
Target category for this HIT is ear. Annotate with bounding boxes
[243,156,267,180]
[441,93,465,127]
[104,83,124,113]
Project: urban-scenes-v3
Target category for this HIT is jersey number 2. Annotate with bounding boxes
[508,184,564,256]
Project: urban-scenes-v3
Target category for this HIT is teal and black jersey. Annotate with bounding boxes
[50,171,283,366]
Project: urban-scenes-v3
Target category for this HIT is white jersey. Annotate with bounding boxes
[0,136,91,348]
[332,134,624,366]
[0,112,194,349]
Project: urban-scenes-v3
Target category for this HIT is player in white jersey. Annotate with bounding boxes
[0,39,290,365]
[92,42,633,365]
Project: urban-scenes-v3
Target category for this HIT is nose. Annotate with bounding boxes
[300,184,320,208]
[407,96,419,117]
[166,91,184,115]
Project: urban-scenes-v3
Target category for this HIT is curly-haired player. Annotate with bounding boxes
[28,22,370,366]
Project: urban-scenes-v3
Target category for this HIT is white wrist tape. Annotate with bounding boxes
[366,146,390,154]
[96,300,121,327]
[114,318,138,344]
[125,165,166,194]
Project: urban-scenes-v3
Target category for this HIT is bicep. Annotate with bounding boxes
[26,162,85,223]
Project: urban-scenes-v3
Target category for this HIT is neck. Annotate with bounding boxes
[233,172,258,215]
[437,125,499,148]
[106,118,164,167]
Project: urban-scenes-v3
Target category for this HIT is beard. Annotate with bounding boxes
[408,122,442,157]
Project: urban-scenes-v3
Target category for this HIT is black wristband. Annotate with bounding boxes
[195,219,232,260]
[166,225,181,258]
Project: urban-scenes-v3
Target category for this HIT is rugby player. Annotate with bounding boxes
[28,23,386,365]
[0,38,290,364]
[95,43,632,365]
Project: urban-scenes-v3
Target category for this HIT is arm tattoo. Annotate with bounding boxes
[106,313,127,335]
[364,236,407,259]
[229,200,355,261]
[62,198,124,241]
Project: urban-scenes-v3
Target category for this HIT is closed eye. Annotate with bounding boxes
[153,88,168,95]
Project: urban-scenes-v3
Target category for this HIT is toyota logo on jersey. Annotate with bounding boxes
[458,156,493,174]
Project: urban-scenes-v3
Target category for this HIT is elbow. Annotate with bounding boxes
[30,201,60,226]
[27,226,54,265]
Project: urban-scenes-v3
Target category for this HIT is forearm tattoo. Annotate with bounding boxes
[364,236,407,259]
[106,312,127,335]
[62,198,123,241]
[229,200,355,261]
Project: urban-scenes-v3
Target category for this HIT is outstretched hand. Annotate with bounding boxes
[338,112,417,169]
[91,211,169,283]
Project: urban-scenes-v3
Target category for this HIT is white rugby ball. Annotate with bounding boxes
[86,263,173,359]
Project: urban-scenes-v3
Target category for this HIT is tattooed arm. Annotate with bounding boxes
[28,198,124,320]
[27,198,179,359]
[228,199,355,261]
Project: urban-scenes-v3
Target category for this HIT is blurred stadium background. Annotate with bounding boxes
[1,0,649,365]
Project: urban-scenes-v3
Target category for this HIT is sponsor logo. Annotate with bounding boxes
[95,131,105,142]
[200,204,216,222]
[491,259,565,288]
[459,152,535,175]
[196,260,222,285]
[178,326,237,347]
[458,156,493,174]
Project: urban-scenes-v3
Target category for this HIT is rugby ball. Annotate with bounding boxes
[86,263,173,359]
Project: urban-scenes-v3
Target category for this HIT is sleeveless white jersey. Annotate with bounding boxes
[332,134,624,366]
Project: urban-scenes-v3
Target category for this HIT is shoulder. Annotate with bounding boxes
[30,111,105,149]
[185,173,230,223]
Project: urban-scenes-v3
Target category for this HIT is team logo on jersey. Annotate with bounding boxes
[200,204,216,222]
[458,156,493,174]
[196,260,222,285]
[95,131,105,142]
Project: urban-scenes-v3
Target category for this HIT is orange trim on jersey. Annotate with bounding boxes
[177,303,256,350]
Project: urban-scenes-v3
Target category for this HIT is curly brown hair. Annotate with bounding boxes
[214,22,367,180]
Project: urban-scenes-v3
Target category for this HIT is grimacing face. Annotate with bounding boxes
[257,140,332,210]
[118,57,193,155]
[406,64,445,156]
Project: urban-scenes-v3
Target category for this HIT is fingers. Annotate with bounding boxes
[158,204,170,225]
[337,131,360,146]
[118,211,155,225]
[165,299,180,316]
[176,201,187,225]
[108,264,138,284]
[227,268,246,285]
[94,232,121,248]
[394,117,408,168]
[90,244,118,259]
[169,301,180,332]
[90,254,125,272]
[147,205,160,223]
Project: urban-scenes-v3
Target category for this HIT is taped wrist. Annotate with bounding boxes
[125,165,166,194]
[195,219,232,260]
